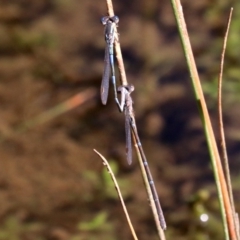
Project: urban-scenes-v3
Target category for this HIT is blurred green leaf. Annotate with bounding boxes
[78,211,111,231]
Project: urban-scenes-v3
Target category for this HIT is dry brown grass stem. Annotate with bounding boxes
[217,8,239,240]
[94,149,139,240]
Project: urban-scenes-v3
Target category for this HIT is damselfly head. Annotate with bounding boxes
[117,84,134,93]
[101,16,109,25]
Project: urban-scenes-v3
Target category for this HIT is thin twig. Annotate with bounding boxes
[218,7,233,207]
[94,149,139,240]
[170,1,237,240]
[218,8,239,239]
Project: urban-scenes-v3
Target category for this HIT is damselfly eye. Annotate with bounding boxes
[111,15,119,23]
[126,84,134,92]
[101,16,109,25]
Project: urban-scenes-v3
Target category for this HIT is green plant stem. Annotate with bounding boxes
[170,1,237,240]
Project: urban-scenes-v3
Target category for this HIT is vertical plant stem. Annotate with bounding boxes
[217,8,239,239]
[170,1,237,240]
[218,7,234,211]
